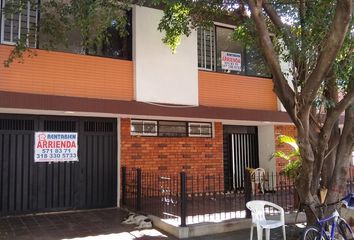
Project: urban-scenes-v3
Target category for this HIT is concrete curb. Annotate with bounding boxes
[149,212,307,239]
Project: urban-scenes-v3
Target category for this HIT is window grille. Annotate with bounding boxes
[44,120,76,132]
[158,121,187,137]
[188,122,212,137]
[131,120,158,136]
[0,119,34,131]
[131,119,212,138]
[1,0,38,47]
[84,121,114,132]
[197,27,215,71]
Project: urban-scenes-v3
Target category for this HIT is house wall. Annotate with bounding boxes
[120,118,224,192]
[258,125,276,173]
[199,71,277,111]
[0,45,134,101]
[133,6,199,106]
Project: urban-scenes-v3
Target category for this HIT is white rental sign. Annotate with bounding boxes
[34,132,78,162]
[221,51,242,71]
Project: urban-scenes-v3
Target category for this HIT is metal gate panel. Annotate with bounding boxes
[79,120,117,209]
[230,133,259,189]
[33,118,78,212]
[0,114,117,216]
[0,117,35,215]
[223,125,259,190]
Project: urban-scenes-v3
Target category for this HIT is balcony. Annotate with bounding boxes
[199,70,277,111]
[0,45,134,101]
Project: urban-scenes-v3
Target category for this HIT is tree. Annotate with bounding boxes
[3,0,353,222]
[155,0,353,221]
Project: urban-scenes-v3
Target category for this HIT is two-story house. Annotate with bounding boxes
[0,3,294,216]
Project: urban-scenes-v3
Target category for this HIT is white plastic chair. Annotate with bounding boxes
[246,200,286,240]
[251,168,266,194]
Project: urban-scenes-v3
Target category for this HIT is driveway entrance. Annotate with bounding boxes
[0,114,117,216]
[0,208,173,240]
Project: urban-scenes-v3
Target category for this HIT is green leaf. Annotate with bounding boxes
[158,2,191,53]
[278,135,299,151]
[273,151,291,161]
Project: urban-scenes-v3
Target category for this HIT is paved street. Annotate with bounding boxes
[0,208,302,240]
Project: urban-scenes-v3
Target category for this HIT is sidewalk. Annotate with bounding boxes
[0,208,303,240]
[189,225,303,240]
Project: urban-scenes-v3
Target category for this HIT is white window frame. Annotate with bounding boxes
[131,120,158,136]
[188,122,212,137]
[197,27,215,71]
[1,0,38,47]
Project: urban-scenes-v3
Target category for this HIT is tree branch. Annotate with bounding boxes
[261,0,297,57]
[247,0,296,122]
[322,84,354,137]
[301,0,352,105]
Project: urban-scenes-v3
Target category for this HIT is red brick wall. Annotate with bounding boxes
[121,118,223,174]
[274,125,297,173]
[120,118,224,192]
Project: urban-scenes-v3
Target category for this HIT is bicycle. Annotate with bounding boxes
[302,193,354,240]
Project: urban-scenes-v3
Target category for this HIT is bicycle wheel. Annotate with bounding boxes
[302,226,325,240]
[337,218,354,240]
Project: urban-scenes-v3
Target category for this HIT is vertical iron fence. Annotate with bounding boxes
[121,166,354,226]
[250,170,297,214]
[122,167,181,224]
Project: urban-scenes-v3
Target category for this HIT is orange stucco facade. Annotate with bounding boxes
[0,45,134,101]
[199,70,277,111]
[0,45,278,112]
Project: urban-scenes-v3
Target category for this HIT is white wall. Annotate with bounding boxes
[133,6,199,106]
[258,125,276,173]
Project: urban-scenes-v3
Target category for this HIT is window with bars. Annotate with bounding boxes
[197,25,270,78]
[188,122,212,137]
[1,0,38,47]
[158,121,187,137]
[131,120,158,136]
[197,27,215,71]
[131,119,212,138]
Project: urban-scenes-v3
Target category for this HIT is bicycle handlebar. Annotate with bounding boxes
[301,194,352,210]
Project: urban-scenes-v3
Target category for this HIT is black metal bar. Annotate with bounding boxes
[122,166,127,206]
[244,168,252,218]
[180,171,187,227]
[136,168,142,211]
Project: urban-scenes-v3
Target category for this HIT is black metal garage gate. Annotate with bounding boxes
[0,114,117,216]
